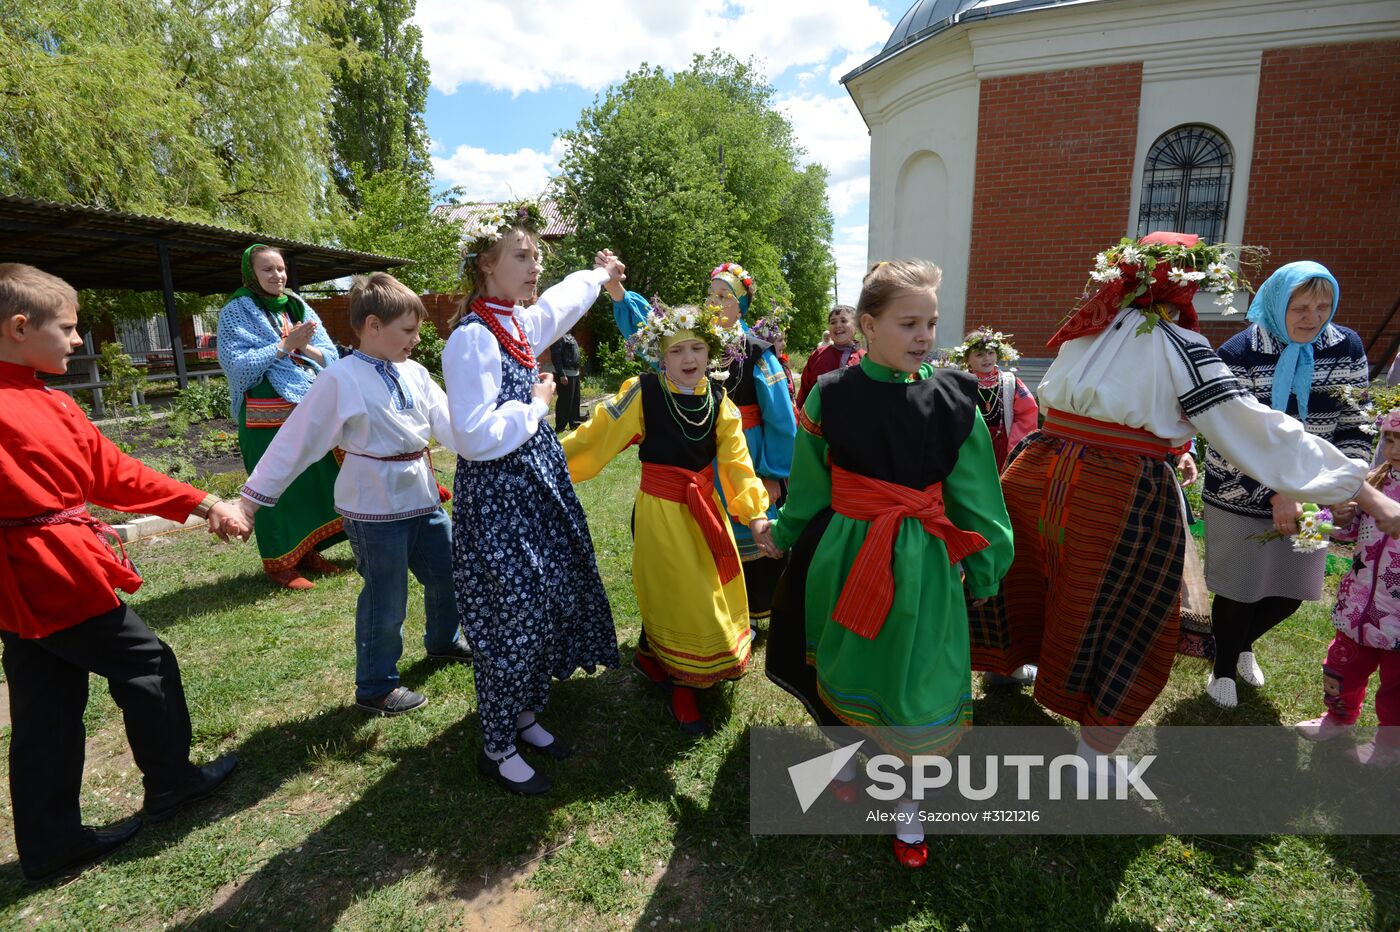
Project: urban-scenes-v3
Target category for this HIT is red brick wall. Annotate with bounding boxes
[965,63,1143,351]
[1227,41,1400,364]
[307,293,464,347]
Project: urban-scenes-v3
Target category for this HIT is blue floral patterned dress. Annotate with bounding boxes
[451,312,619,754]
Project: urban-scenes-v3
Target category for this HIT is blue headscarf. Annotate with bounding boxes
[1246,260,1339,420]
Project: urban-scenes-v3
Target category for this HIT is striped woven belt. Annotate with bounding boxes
[1041,409,1172,460]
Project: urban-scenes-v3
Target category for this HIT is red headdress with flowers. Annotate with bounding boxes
[1048,232,1260,349]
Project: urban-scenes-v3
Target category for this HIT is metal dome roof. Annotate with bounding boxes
[844,0,1097,83]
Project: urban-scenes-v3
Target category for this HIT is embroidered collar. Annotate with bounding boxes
[975,369,1002,387]
[477,297,519,317]
[352,349,414,411]
[1249,322,1345,355]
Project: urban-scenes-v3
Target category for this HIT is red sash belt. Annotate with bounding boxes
[737,404,763,430]
[830,465,988,640]
[1041,408,1172,460]
[0,505,136,574]
[640,463,741,584]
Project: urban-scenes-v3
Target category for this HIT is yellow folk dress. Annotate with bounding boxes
[563,373,769,686]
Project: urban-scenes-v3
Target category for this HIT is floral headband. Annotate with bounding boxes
[710,262,755,314]
[953,327,1020,366]
[459,199,544,277]
[624,298,745,376]
[1335,383,1400,437]
[749,300,793,347]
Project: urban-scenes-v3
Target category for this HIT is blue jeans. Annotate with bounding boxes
[342,509,462,700]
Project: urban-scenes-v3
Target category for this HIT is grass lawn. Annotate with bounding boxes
[1,452,1397,930]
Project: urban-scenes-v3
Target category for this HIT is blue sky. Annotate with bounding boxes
[413,0,912,303]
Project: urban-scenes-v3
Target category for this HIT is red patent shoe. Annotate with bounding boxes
[892,837,928,869]
[830,779,858,804]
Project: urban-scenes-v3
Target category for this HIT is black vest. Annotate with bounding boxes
[639,373,724,470]
[725,332,772,408]
[818,365,979,488]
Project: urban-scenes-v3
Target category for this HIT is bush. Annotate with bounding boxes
[99,342,145,416]
[171,377,232,422]
[415,320,446,377]
[592,338,646,388]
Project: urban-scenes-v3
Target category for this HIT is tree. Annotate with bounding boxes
[337,167,462,294]
[554,53,836,350]
[0,0,341,240]
[316,0,432,210]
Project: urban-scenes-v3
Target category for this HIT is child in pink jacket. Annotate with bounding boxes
[1295,410,1400,767]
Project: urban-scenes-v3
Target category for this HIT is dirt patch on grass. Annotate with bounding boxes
[439,856,544,930]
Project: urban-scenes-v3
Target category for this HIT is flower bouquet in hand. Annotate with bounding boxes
[1249,503,1335,553]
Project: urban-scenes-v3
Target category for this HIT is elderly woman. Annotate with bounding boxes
[217,244,346,589]
[1201,261,1371,708]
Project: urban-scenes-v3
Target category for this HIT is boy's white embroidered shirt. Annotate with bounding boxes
[443,267,608,461]
[1038,309,1367,505]
[242,354,458,521]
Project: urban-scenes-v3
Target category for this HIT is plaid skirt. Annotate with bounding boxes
[969,432,1184,738]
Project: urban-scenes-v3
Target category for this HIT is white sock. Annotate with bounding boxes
[486,745,536,783]
[895,798,924,844]
[516,711,555,748]
[1075,737,1122,796]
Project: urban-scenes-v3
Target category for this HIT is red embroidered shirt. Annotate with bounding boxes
[0,361,205,638]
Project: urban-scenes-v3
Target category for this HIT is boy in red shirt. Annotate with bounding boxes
[0,264,250,883]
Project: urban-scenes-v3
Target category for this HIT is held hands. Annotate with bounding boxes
[281,321,318,353]
[750,517,782,559]
[1331,500,1357,527]
[533,372,557,406]
[1270,493,1303,537]
[595,248,626,297]
[761,477,782,509]
[1176,452,1198,486]
[206,500,253,542]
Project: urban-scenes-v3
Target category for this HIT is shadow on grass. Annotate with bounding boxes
[177,658,693,929]
[633,724,1163,929]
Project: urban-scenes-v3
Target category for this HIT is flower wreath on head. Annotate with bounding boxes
[710,262,756,314]
[952,327,1021,368]
[458,199,545,282]
[1048,232,1265,349]
[1335,382,1400,438]
[624,298,746,378]
[749,299,793,347]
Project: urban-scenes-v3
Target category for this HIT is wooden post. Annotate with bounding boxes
[85,331,105,419]
[157,241,189,389]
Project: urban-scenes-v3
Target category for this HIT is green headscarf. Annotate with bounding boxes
[233,244,302,320]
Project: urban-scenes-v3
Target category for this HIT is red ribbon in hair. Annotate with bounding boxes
[1048,232,1203,350]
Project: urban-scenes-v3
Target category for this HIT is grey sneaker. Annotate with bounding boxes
[356,686,428,716]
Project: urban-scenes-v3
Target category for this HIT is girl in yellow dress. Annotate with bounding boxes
[562,301,774,735]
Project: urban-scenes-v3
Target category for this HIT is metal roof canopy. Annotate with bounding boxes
[0,193,411,386]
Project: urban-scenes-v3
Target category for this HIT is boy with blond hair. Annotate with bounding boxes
[237,273,468,716]
[0,263,248,882]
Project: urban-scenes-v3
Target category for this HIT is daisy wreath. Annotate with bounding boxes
[624,298,745,378]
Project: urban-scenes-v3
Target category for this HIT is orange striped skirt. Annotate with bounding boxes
[969,430,1184,744]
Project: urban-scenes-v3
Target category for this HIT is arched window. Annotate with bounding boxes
[1136,125,1233,243]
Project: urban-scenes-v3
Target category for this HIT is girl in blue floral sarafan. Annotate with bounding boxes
[443,202,626,795]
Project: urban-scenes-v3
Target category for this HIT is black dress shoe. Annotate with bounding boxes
[425,637,473,664]
[143,753,238,822]
[477,749,552,796]
[22,816,143,884]
[517,727,573,761]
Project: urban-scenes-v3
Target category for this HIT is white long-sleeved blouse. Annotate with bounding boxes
[443,267,608,461]
[1037,309,1367,506]
[242,352,457,521]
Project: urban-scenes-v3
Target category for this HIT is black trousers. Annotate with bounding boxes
[555,373,582,432]
[1210,594,1303,680]
[1,604,199,870]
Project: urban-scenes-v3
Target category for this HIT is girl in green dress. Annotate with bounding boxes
[765,259,1014,868]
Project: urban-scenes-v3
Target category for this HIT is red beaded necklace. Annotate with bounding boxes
[471,296,536,369]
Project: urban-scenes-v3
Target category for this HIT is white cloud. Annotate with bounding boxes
[416,0,891,95]
[431,137,570,200]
